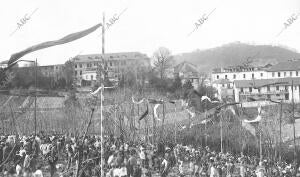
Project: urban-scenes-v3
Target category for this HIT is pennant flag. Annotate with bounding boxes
[169,100,176,104]
[186,108,195,118]
[201,95,212,102]
[90,86,102,95]
[242,121,256,136]
[244,105,262,123]
[154,104,161,121]
[148,98,163,104]
[8,23,102,65]
[132,97,144,104]
[139,106,149,121]
[181,99,187,107]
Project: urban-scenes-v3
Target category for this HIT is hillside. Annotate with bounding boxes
[174,42,300,72]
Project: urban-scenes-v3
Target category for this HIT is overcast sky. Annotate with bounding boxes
[0,0,299,65]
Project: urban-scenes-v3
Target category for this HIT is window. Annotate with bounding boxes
[285,86,288,91]
[267,86,270,91]
[217,75,219,79]
[297,71,299,76]
[252,73,254,79]
[249,87,252,92]
[80,71,82,75]
[276,94,280,96]
[233,74,236,79]
[285,93,289,100]
[243,74,246,78]
[276,86,279,91]
[222,84,225,87]
[241,88,244,93]
[272,72,275,77]
[258,88,261,93]
[91,75,93,80]
[284,72,286,77]
[290,71,293,77]
[278,72,280,77]
[75,64,77,68]
[225,75,227,79]
[260,73,263,77]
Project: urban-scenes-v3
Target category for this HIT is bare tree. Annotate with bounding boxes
[153,47,174,79]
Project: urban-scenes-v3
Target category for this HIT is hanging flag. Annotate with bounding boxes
[148,98,163,104]
[132,96,144,104]
[181,99,188,107]
[201,95,212,102]
[186,108,195,118]
[169,100,176,104]
[242,121,256,136]
[244,105,262,123]
[90,86,103,95]
[8,23,102,65]
[139,106,149,121]
[154,104,161,121]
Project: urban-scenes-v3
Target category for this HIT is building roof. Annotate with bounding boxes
[0,60,8,64]
[174,61,199,73]
[266,60,300,72]
[73,52,149,63]
[234,77,300,88]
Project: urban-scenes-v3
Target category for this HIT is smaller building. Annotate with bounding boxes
[38,64,64,80]
[0,60,8,68]
[174,61,200,89]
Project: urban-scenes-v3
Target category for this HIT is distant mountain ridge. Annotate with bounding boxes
[174,42,300,73]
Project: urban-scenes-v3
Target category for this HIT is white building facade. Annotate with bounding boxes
[212,60,300,106]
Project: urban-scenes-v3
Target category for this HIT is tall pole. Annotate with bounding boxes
[292,80,297,163]
[260,128,262,162]
[279,101,282,162]
[174,107,177,144]
[100,85,104,177]
[161,101,165,141]
[34,58,37,136]
[220,111,223,153]
[205,102,207,147]
[102,12,105,54]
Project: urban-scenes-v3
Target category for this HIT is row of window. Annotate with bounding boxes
[74,61,128,69]
[240,85,298,93]
[217,73,261,79]
[217,71,300,80]
[272,71,299,77]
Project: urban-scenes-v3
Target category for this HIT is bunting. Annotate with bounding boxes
[90,86,103,95]
[154,104,161,121]
[139,106,149,121]
[132,97,144,104]
[8,23,102,65]
[186,108,195,118]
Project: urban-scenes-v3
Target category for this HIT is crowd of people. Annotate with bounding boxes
[0,132,299,176]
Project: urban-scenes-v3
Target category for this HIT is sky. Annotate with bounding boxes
[0,0,299,66]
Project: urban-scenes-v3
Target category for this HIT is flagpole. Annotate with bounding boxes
[100,85,104,177]
[220,111,223,153]
[175,107,177,144]
[292,80,296,163]
[34,58,37,136]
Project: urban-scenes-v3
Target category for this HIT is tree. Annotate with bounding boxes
[63,59,75,89]
[153,47,174,79]
[170,75,182,92]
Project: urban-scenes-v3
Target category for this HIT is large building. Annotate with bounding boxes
[212,60,300,106]
[72,52,151,86]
